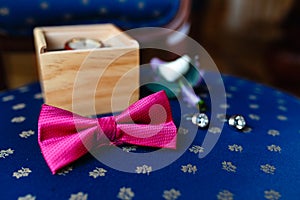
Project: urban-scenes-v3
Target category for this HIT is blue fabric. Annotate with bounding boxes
[0,0,180,36]
[0,74,300,199]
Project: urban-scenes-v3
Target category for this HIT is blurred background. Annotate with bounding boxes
[0,0,299,96]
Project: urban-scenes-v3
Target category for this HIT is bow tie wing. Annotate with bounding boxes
[38,104,99,174]
[113,91,177,148]
[116,90,173,124]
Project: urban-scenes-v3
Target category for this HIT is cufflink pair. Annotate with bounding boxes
[186,113,247,131]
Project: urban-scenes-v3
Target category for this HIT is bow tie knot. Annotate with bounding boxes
[97,116,117,143]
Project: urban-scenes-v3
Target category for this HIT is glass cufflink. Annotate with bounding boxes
[228,115,246,130]
[186,113,209,128]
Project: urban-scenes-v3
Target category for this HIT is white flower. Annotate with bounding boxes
[18,194,36,200]
[0,148,14,158]
[34,93,43,99]
[217,190,234,200]
[69,192,88,200]
[122,146,137,153]
[11,116,26,123]
[189,145,204,154]
[178,127,189,135]
[222,161,236,173]
[268,130,280,137]
[57,166,73,176]
[208,127,221,134]
[89,167,107,178]
[135,165,152,175]
[117,187,134,200]
[12,103,26,110]
[267,145,281,153]
[249,104,259,109]
[278,106,287,111]
[219,104,230,109]
[181,164,197,174]
[163,189,181,200]
[248,114,260,120]
[277,115,287,121]
[19,130,35,138]
[13,167,32,179]
[2,95,14,102]
[261,164,276,175]
[264,189,281,200]
[228,144,243,152]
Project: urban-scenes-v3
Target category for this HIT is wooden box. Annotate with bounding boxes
[34,24,139,116]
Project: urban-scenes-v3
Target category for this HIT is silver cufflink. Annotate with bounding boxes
[228,114,246,130]
[186,113,209,128]
[218,114,247,131]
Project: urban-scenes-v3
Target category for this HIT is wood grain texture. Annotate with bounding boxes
[34,24,139,116]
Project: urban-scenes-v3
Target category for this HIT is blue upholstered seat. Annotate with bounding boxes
[0,0,181,36]
[1,74,300,199]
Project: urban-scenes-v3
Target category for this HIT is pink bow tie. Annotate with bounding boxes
[38,91,177,174]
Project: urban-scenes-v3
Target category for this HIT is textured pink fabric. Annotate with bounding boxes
[38,91,177,174]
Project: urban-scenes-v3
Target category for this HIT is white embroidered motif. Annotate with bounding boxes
[248,95,257,100]
[208,127,222,134]
[0,7,9,16]
[122,146,137,152]
[219,104,230,109]
[19,130,35,138]
[40,2,49,9]
[228,86,237,91]
[261,164,276,175]
[12,103,26,110]
[138,1,145,9]
[217,114,227,122]
[226,93,233,98]
[135,165,152,175]
[13,167,32,179]
[268,130,280,137]
[267,145,281,153]
[278,106,287,111]
[82,0,89,5]
[248,114,260,120]
[222,161,237,173]
[99,7,108,14]
[0,148,14,158]
[264,189,281,200]
[277,115,287,121]
[163,189,181,200]
[11,116,26,123]
[57,166,73,176]
[2,95,14,102]
[277,99,285,104]
[34,93,43,99]
[249,104,259,109]
[89,167,107,178]
[178,127,189,135]
[18,86,29,93]
[228,144,243,152]
[217,190,234,200]
[181,164,197,174]
[69,192,88,200]
[189,145,204,154]
[18,194,36,200]
[117,187,135,200]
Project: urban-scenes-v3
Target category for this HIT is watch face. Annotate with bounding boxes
[65,38,104,50]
